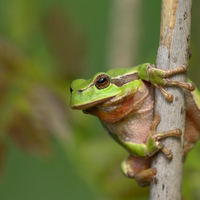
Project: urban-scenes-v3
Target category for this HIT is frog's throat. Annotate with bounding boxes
[84,83,150,123]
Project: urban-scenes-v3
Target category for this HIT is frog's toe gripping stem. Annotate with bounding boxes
[161,146,173,160]
[153,129,182,140]
[155,85,174,102]
[163,65,188,77]
[155,141,173,160]
[151,114,161,131]
[165,78,195,91]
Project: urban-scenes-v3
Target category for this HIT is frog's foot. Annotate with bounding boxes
[151,115,182,160]
[134,168,157,187]
[148,64,195,102]
[121,155,156,187]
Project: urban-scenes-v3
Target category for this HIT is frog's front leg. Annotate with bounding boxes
[121,115,182,187]
[138,64,195,102]
[147,115,182,160]
[120,115,182,160]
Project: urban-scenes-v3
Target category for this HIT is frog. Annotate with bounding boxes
[70,63,200,187]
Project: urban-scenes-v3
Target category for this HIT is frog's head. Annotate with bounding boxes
[70,68,140,111]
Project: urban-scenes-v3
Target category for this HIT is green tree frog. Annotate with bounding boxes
[70,63,200,187]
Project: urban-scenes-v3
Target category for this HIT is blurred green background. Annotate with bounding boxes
[0,1,199,200]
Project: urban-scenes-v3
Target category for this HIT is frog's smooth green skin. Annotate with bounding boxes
[70,63,200,187]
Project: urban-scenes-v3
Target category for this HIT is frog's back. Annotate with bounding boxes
[185,86,200,156]
[106,64,147,78]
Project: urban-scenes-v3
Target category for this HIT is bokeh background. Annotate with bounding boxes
[0,1,199,200]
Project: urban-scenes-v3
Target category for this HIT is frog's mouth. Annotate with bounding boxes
[71,96,114,110]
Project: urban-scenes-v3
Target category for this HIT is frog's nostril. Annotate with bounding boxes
[78,89,82,93]
[70,87,73,93]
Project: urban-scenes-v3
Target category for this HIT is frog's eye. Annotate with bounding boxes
[94,74,110,89]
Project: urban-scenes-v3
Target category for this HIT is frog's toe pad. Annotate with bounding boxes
[188,83,195,91]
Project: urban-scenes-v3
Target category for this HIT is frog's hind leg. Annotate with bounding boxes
[121,155,156,187]
[184,90,200,157]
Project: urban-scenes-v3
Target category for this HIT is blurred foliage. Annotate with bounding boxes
[0,1,199,200]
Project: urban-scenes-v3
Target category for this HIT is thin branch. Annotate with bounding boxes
[150,0,192,199]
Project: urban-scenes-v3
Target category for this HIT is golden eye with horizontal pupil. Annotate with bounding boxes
[94,74,110,89]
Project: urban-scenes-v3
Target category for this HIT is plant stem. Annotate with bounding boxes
[150,0,192,199]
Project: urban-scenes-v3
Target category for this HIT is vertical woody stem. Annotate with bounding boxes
[150,0,192,200]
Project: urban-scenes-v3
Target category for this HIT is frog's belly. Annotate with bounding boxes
[106,111,153,144]
[105,92,154,144]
